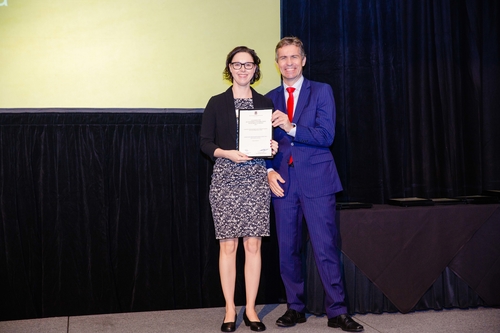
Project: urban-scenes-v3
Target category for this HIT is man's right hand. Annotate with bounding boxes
[268,170,285,197]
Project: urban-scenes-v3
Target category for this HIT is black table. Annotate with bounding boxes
[306,204,500,313]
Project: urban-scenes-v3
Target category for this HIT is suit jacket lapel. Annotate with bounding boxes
[250,87,261,108]
[223,87,237,144]
[293,78,310,122]
[275,85,287,115]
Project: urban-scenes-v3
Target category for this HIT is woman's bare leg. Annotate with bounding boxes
[243,236,262,322]
[219,238,238,322]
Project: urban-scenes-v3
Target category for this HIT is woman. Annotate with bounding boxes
[200,46,277,332]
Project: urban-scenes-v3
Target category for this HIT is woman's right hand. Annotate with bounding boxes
[214,148,252,163]
[226,150,252,163]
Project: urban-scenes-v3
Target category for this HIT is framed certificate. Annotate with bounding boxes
[238,108,273,158]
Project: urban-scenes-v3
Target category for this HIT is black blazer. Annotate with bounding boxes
[200,86,274,160]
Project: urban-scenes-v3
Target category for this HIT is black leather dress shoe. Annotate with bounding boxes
[221,314,237,332]
[243,312,266,331]
[275,309,306,327]
[328,314,363,332]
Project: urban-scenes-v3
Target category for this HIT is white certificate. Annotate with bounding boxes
[238,108,273,158]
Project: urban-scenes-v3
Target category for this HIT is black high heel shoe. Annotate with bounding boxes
[243,312,266,332]
[221,314,237,332]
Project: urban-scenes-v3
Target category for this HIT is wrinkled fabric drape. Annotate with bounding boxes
[305,205,499,314]
[0,111,283,320]
[306,256,487,315]
[281,0,500,203]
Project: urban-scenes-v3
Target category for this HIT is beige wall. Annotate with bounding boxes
[0,0,280,108]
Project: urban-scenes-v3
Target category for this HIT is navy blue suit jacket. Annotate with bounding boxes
[265,78,343,198]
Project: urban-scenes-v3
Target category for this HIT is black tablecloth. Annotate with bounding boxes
[306,204,500,313]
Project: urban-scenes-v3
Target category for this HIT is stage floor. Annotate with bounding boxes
[0,303,498,333]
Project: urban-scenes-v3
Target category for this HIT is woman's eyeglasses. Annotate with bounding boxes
[230,62,255,70]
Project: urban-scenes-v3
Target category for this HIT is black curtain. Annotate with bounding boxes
[0,111,283,321]
[281,0,500,203]
[0,111,494,321]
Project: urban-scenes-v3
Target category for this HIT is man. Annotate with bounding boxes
[266,36,363,332]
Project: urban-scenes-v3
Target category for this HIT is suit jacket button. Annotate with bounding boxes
[291,143,294,146]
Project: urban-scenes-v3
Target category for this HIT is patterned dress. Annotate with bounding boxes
[209,98,271,239]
